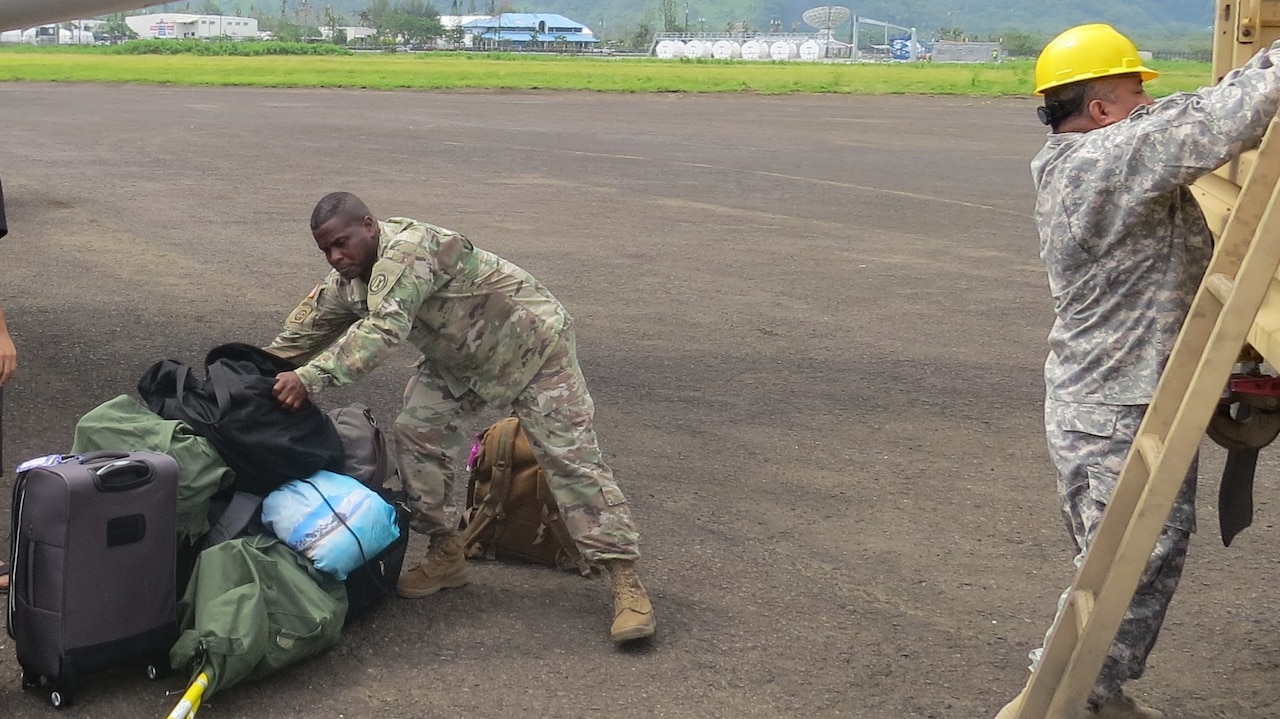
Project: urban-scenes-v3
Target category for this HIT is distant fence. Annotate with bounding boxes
[931,41,1000,63]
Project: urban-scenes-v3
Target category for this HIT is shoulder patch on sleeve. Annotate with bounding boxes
[286,283,325,328]
[367,258,406,310]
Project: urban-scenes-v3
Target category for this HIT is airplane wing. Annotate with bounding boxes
[0,0,166,33]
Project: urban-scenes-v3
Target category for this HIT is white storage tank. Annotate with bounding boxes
[799,40,822,61]
[769,41,798,60]
[740,39,767,60]
[711,40,741,59]
[684,39,710,59]
[655,39,685,59]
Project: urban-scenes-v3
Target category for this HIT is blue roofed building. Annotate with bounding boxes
[462,13,598,50]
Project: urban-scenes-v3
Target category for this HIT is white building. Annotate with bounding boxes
[124,13,258,40]
[319,25,376,43]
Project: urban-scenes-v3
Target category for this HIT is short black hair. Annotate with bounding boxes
[310,192,371,231]
[1040,78,1122,129]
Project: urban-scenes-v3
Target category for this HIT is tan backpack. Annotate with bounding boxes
[458,417,592,576]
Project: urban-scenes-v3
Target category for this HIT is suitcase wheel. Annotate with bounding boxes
[20,669,39,691]
[49,687,73,708]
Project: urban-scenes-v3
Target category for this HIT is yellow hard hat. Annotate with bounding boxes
[1034,23,1158,96]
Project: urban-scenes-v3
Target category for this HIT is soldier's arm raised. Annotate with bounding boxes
[293,249,429,394]
[1098,40,1280,200]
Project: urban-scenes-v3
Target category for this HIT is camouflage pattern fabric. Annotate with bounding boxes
[267,217,638,562]
[1029,401,1194,710]
[395,323,639,561]
[512,324,638,561]
[392,365,484,535]
[1033,40,1280,406]
[267,217,567,406]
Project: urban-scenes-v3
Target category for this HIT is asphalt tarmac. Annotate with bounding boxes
[1,83,1278,719]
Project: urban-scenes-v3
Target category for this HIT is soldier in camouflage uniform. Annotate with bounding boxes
[266,191,655,643]
[996,25,1280,719]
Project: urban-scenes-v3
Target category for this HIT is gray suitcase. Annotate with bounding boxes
[7,448,179,708]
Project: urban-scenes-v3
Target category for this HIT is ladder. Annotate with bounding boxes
[1011,116,1280,718]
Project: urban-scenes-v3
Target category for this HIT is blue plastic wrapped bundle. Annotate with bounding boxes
[261,470,401,580]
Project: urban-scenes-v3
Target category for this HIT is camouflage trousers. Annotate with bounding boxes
[390,325,640,563]
[1030,399,1195,711]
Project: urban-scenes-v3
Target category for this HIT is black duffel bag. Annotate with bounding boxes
[138,343,343,496]
[344,488,411,620]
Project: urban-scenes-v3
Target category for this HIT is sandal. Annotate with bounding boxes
[0,559,9,593]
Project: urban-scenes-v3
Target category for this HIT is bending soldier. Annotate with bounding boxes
[265,192,656,643]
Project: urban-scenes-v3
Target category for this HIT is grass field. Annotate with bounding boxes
[0,47,1214,96]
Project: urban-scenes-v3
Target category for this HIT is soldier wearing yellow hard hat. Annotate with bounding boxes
[1033,23,1159,128]
[996,22,1280,719]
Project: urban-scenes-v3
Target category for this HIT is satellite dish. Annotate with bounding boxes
[802,5,851,31]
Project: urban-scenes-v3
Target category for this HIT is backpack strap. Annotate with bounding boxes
[367,407,391,486]
[460,418,520,559]
[202,491,265,549]
[482,419,520,559]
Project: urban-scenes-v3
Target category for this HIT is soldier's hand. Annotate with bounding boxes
[0,330,15,387]
[272,371,309,411]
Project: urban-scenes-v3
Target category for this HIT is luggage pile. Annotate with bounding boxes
[4,344,406,710]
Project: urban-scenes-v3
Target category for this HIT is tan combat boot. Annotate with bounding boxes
[606,560,656,643]
[396,529,469,599]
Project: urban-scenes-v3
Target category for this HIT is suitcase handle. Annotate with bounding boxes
[77,450,131,463]
[92,459,154,492]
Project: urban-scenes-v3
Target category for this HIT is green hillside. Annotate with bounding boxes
[148,0,1216,40]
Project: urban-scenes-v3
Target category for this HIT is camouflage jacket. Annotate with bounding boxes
[1033,41,1280,405]
[267,218,568,405]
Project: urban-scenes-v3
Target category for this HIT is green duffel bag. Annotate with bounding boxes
[169,534,348,698]
[71,394,235,542]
